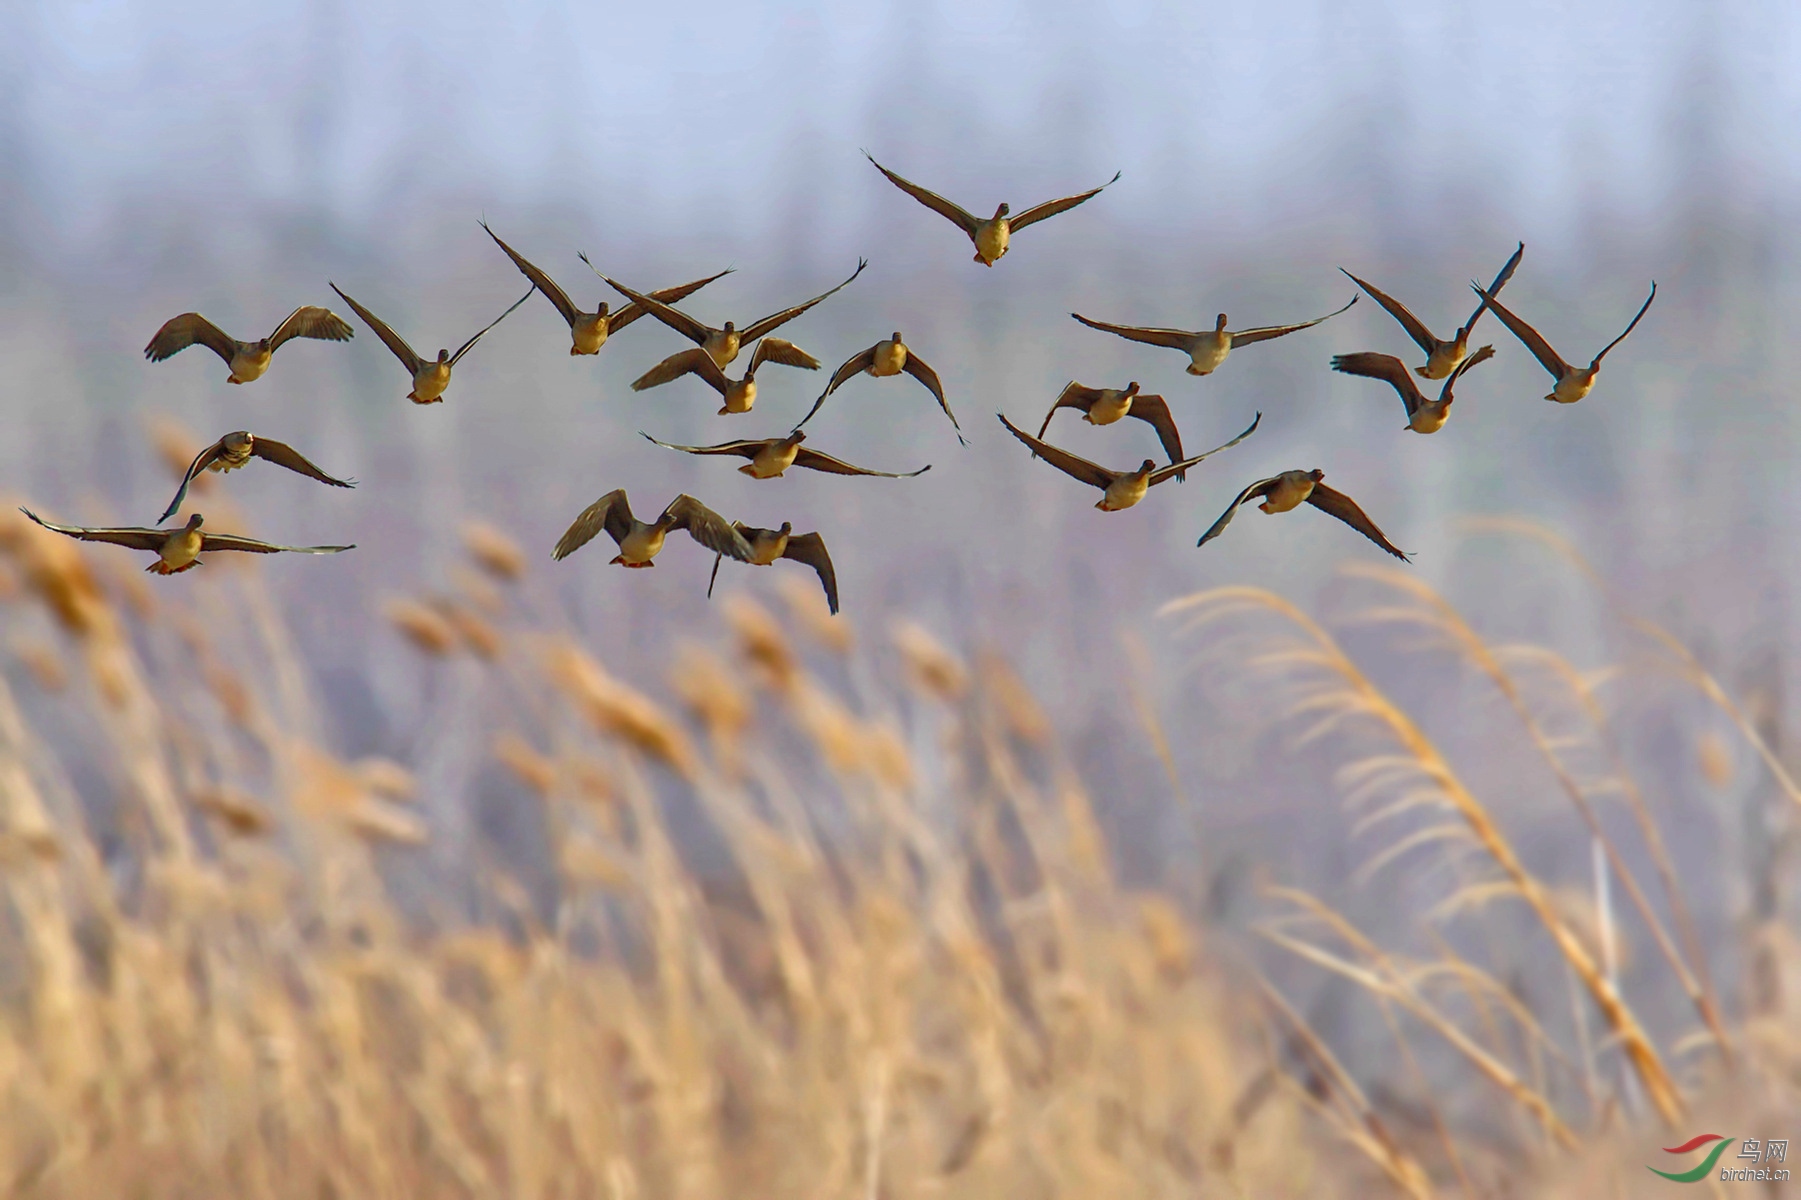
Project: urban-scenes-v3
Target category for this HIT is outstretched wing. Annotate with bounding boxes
[1339,270,1439,354]
[1470,283,1570,380]
[781,532,839,615]
[631,348,731,395]
[996,414,1115,491]
[603,266,735,334]
[746,336,821,373]
[330,284,422,375]
[250,438,356,490]
[266,305,355,352]
[199,532,355,555]
[791,447,931,478]
[1331,351,1425,418]
[863,152,982,237]
[19,508,169,552]
[1147,411,1260,486]
[1228,295,1358,346]
[1070,312,1198,352]
[448,287,534,366]
[158,437,231,523]
[1437,343,1496,405]
[483,222,579,328]
[1457,242,1525,338]
[661,495,755,561]
[1037,382,1101,438]
[638,432,763,460]
[1005,170,1121,232]
[1304,483,1409,561]
[1590,281,1656,367]
[553,489,633,560]
[898,351,964,444]
[739,259,868,342]
[800,345,879,427]
[144,313,237,365]
[1195,479,1279,548]
[1123,393,1185,468]
[597,272,714,345]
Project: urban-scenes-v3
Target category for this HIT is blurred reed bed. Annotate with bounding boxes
[0,503,1794,1198]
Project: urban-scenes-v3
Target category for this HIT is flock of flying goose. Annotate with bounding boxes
[19,152,1659,616]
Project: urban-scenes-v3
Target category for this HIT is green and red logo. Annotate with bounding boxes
[1649,1134,1735,1183]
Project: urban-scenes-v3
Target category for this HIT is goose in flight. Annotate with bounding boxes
[1339,242,1523,379]
[19,509,352,575]
[144,306,353,384]
[863,152,1119,266]
[1330,344,1495,435]
[1070,296,1357,376]
[330,282,531,404]
[630,337,809,415]
[639,430,930,480]
[1196,470,1407,560]
[159,430,355,523]
[551,491,753,568]
[796,332,962,443]
[1034,382,1186,474]
[597,261,867,368]
[479,221,730,355]
[1472,280,1656,404]
[998,412,1260,511]
[707,522,839,614]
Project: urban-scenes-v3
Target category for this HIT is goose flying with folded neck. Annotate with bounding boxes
[707,522,839,614]
[1339,242,1523,379]
[863,152,1119,266]
[479,222,730,355]
[639,430,930,480]
[1472,279,1657,404]
[158,430,355,523]
[551,490,753,568]
[796,332,963,443]
[1035,381,1189,474]
[1071,296,1357,376]
[1196,470,1408,560]
[144,305,353,384]
[19,509,353,575]
[330,282,531,404]
[630,337,808,415]
[998,412,1260,511]
[598,261,866,369]
[1331,344,1495,435]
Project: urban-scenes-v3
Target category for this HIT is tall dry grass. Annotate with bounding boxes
[0,506,1794,1197]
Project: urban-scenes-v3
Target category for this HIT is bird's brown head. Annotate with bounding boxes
[1214,314,1229,331]
[890,331,903,343]
[254,337,273,351]
[436,349,450,363]
[185,513,204,530]
[778,521,793,536]
[1138,459,1157,474]
[722,321,737,334]
[595,301,611,319]
[995,202,1011,218]
[1308,469,1325,482]
[1124,381,1140,396]
[786,429,808,445]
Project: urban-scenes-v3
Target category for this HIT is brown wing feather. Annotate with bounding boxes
[790,448,931,478]
[747,337,820,373]
[863,152,982,237]
[330,284,422,375]
[781,532,839,615]
[553,489,633,560]
[1470,284,1570,379]
[738,259,867,343]
[1589,281,1656,367]
[1438,343,1496,404]
[249,438,356,489]
[1147,411,1260,486]
[897,351,964,443]
[448,288,533,366]
[603,266,735,334]
[1227,295,1358,345]
[638,432,763,460]
[631,348,730,395]
[596,272,713,345]
[144,313,237,365]
[1339,270,1439,353]
[1070,312,1198,352]
[198,532,355,555]
[265,305,355,352]
[1304,483,1410,561]
[1038,382,1100,438]
[1004,170,1121,232]
[19,508,170,552]
[1331,351,1426,418]
[996,414,1115,491]
[1122,393,1185,466]
[482,223,579,327]
[661,496,755,561]
[157,438,230,523]
[818,346,877,399]
[1457,242,1525,338]
[1195,478,1281,548]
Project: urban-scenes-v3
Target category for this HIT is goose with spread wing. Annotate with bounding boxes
[707,522,839,614]
[597,261,866,369]
[1330,344,1495,435]
[159,430,355,523]
[864,152,1119,266]
[1196,471,1408,560]
[1035,382,1188,473]
[795,332,963,443]
[1339,242,1523,379]
[1071,296,1357,376]
[639,429,929,480]
[330,282,531,404]
[551,491,753,568]
[20,509,353,575]
[144,306,353,384]
[998,412,1260,512]
[1472,280,1657,404]
[630,337,808,415]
